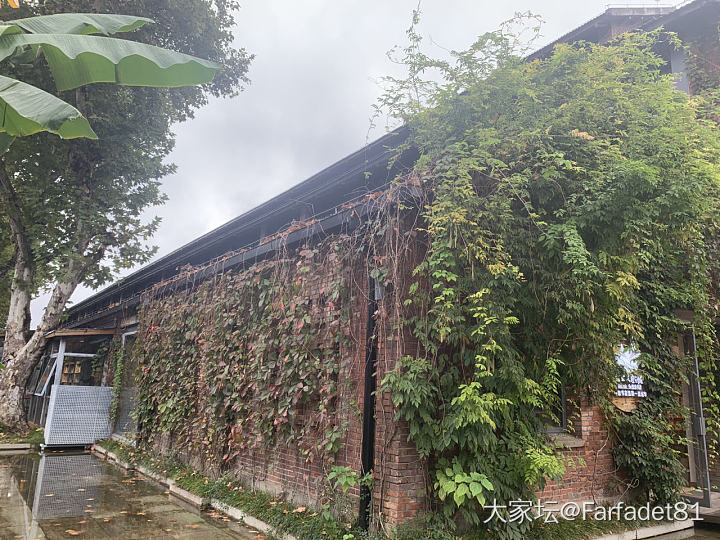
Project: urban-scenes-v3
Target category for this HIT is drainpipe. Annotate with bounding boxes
[358,275,381,529]
[688,328,712,506]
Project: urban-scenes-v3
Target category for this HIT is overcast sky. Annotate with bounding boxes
[32,0,669,324]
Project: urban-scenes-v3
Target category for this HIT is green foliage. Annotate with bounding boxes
[98,438,671,540]
[607,398,687,504]
[327,465,373,495]
[103,337,124,423]
[324,465,373,524]
[0,0,251,297]
[134,238,351,465]
[378,12,720,530]
[434,458,493,508]
[0,12,220,141]
[0,423,43,444]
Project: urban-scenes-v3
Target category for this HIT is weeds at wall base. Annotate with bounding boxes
[94,439,682,540]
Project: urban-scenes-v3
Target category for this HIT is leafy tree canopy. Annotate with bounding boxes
[0,0,251,293]
[0,1,251,428]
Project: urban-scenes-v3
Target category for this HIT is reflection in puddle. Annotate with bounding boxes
[0,452,253,539]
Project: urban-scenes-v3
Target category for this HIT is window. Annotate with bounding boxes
[546,385,568,434]
[60,358,94,386]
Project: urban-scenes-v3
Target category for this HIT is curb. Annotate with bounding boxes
[135,463,167,485]
[93,445,134,472]
[592,519,694,540]
[0,443,37,455]
[210,499,299,540]
[0,443,34,451]
[169,484,208,508]
[93,444,108,456]
[91,444,294,540]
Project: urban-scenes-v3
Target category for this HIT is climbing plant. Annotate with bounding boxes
[133,236,353,466]
[376,13,720,534]
[108,338,125,424]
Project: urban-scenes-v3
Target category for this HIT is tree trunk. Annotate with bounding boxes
[0,163,35,428]
[0,160,95,429]
[0,329,43,428]
[0,276,82,428]
[0,264,33,429]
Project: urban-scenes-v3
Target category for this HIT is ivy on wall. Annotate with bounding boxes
[133,236,353,466]
[374,17,720,535]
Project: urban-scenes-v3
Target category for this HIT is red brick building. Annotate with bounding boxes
[29,0,720,529]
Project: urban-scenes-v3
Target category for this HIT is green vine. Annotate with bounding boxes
[123,14,720,533]
[375,14,720,534]
[133,236,353,467]
[108,337,125,425]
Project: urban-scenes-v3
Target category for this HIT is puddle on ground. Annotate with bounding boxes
[0,452,256,539]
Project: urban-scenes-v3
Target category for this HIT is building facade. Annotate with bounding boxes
[27,0,720,528]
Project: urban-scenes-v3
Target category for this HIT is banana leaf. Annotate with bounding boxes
[0,74,96,138]
[6,13,153,36]
[0,33,220,91]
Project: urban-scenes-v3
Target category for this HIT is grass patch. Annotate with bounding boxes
[0,424,43,445]
[96,439,355,539]
[94,439,680,540]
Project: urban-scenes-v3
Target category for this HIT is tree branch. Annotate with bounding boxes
[0,161,31,288]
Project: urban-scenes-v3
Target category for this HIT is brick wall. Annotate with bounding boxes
[224,250,369,508]
[143,225,626,529]
[538,401,621,505]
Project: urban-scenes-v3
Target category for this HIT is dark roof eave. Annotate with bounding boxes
[526,5,676,61]
[66,127,410,320]
[66,190,390,328]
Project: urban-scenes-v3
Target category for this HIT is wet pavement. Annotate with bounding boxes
[693,525,720,538]
[0,452,255,539]
[2,451,720,540]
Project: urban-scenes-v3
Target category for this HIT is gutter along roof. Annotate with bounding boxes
[65,128,415,326]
